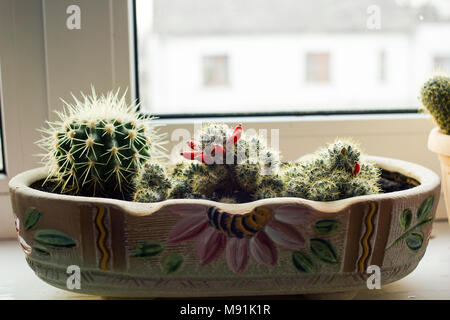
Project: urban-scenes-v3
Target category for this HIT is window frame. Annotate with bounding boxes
[0,83,7,174]
[0,0,446,240]
[132,1,422,119]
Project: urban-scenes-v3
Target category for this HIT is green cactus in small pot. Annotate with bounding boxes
[421,74,450,135]
[421,74,450,221]
[37,88,166,198]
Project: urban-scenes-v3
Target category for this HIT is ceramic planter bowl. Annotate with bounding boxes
[9,156,440,298]
[428,127,450,222]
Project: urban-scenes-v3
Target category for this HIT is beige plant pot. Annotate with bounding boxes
[9,156,440,298]
[428,127,450,222]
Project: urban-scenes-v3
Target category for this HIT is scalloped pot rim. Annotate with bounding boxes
[9,155,440,217]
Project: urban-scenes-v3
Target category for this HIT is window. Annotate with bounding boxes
[136,0,450,115]
[203,55,229,87]
[305,53,330,84]
[0,0,447,239]
[378,50,387,84]
[434,56,450,73]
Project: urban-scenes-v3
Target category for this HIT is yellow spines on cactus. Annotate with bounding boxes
[168,178,193,199]
[308,179,340,201]
[234,160,262,193]
[132,161,171,202]
[177,122,283,202]
[188,163,229,196]
[252,174,284,200]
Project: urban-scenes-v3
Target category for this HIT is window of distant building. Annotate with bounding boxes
[305,53,330,83]
[203,55,229,87]
[379,50,387,84]
[434,56,450,73]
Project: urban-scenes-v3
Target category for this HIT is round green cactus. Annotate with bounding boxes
[38,88,166,198]
[421,74,450,134]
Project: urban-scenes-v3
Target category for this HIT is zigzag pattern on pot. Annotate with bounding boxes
[95,205,109,271]
[358,202,378,273]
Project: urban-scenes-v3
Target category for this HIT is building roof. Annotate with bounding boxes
[152,0,446,35]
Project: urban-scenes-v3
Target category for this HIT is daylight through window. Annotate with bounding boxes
[136,0,450,115]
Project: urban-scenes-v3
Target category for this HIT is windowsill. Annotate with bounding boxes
[0,220,448,299]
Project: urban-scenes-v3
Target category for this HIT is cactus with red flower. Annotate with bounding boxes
[134,122,282,203]
[133,124,380,203]
[282,139,380,201]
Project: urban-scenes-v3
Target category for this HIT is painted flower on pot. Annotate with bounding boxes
[167,204,310,274]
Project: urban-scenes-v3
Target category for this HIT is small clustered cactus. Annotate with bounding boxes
[421,74,450,134]
[281,140,381,201]
[133,162,171,202]
[132,123,381,203]
[134,123,280,203]
[38,88,166,198]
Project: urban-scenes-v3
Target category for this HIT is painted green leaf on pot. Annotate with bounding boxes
[292,251,315,273]
[24,208,41,230]
[417,196,434,221]
[406,232,424,252]
[314,219,339,234]
[310,238,338,264]
[399,209,412,231]
[387,218,433,249]
[161,253,183,274]
[133,241,164,257]
[34,230,76,248]
[32,244,50,256]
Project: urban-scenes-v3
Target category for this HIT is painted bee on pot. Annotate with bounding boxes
[207,206,273,238]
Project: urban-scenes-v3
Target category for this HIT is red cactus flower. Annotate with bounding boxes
[182,124,243,164]
[353,162,361,176]
[226,124,242,146]
[187,140,197,150]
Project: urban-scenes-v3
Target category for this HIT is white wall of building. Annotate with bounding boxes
[411,24,450,93]
[140,25,450,114]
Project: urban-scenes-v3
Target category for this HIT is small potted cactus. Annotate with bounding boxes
[8,89,441,298]
[421,74,450,221]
